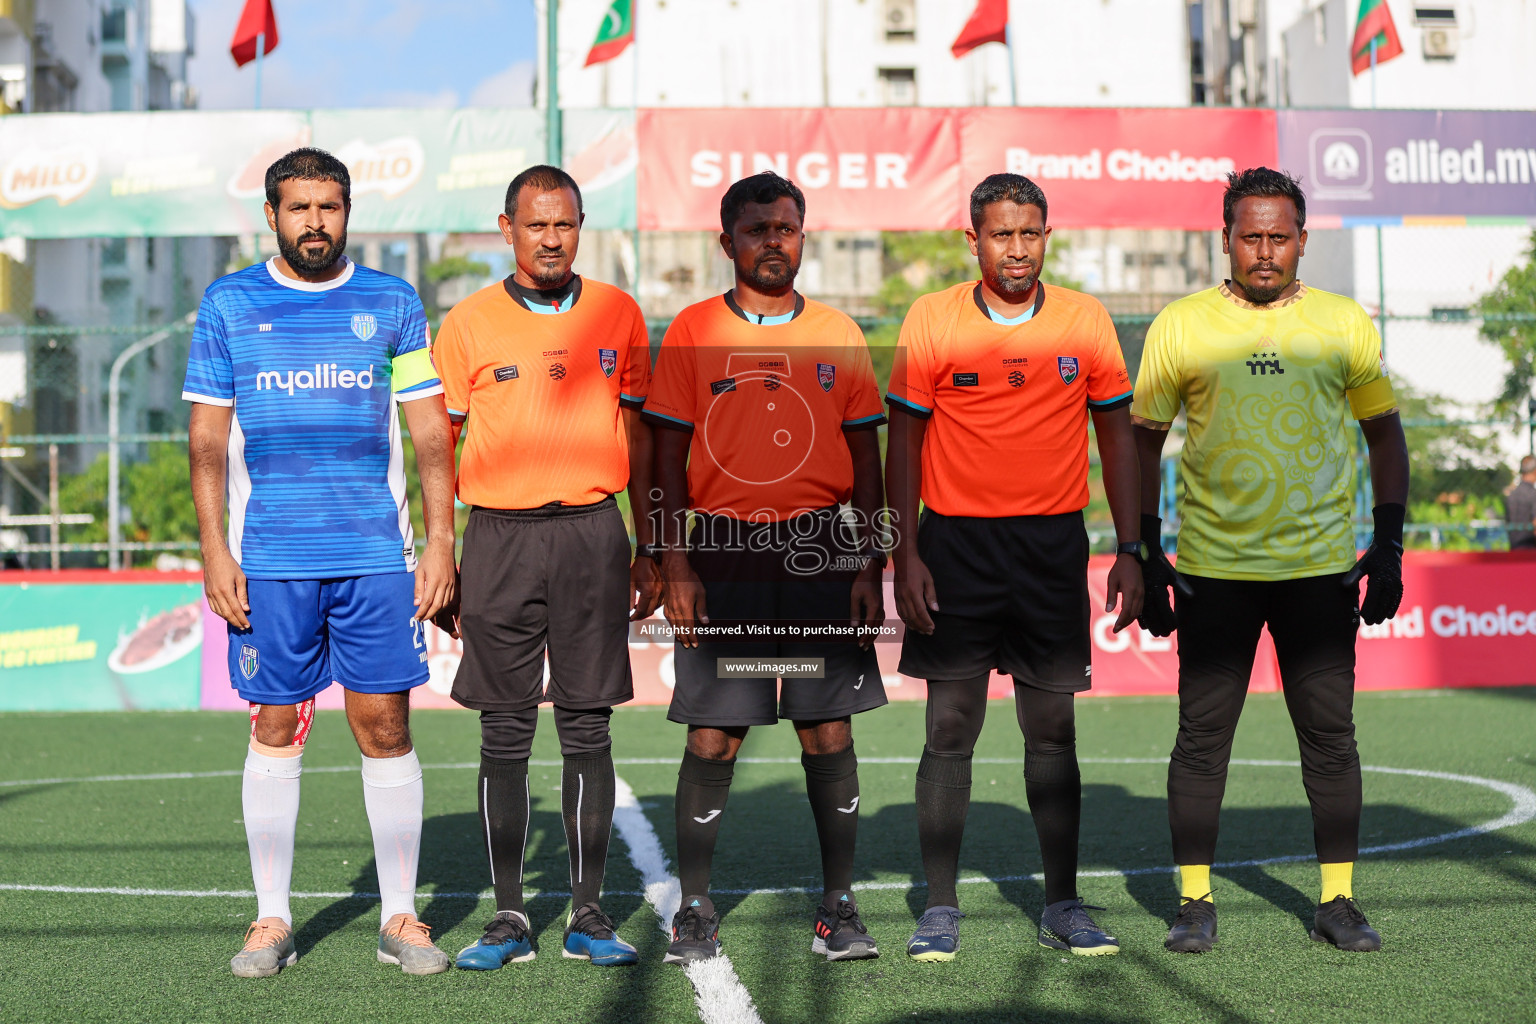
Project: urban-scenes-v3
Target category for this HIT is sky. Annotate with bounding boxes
[187,0,538,110]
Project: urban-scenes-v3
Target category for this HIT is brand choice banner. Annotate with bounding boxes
[960,107,1279,230]
[1277,109,1536,218]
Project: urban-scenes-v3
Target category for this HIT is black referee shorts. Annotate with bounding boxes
[451,498,633,712]
[668,507,887,727]
[898,510,1092,693]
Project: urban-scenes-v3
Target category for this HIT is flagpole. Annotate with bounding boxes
[631,12,642,302]
[1370,36,1386,355]
[254,31,264,109]
[1005,21,1017,106]
[546,0,562,166]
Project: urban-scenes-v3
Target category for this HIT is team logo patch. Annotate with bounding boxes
[239,644,259,680]
[817,362,836,392]
[1057,356,1079,385]
[710,377,737,395]
[1008,370,1026,388]
[598,348,617,378]
[548,362,567,381]
[494,365,519,382]
[350,313,377,342]
[952,372,979,387]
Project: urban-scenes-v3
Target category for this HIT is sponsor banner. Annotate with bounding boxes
[311,108,549,234]
[0,574,205,710]
[637,107,963,231]
[959,107,1278,230]
[0,108,636,238]
[1277,109,1536,219]
[0,110,310,238]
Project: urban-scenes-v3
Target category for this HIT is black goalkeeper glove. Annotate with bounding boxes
[1342,503,1405,625]
[1136,514,1194,637]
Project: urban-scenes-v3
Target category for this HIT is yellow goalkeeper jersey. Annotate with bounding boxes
[1131,282,1397,581]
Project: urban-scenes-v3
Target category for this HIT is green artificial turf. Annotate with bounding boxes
[3,688,1536,1024]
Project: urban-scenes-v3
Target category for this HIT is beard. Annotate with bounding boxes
[277,227,347,276]
[1238,263,1294,304]
[988,258,1039,296]
[528,247,573,287]
[741,250,799,291]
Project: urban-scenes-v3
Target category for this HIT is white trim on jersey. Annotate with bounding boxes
[387,396,418,573]
[264,255,356,293]
[181,391,234,408]
[394,382,444,402]
[226,409,253,562]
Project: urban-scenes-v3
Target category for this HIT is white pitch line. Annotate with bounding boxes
[4,761,1532,912]
[612,774,765,1024]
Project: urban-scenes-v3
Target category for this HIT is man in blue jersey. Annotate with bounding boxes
[185,148,458,978]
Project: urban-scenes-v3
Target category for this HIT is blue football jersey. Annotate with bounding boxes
[182,257,443,580]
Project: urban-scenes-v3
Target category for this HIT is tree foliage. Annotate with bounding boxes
[1476,230,1536,415]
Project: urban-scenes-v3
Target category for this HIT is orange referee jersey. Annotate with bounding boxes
[643,293,885,521]
[886,281,1131,518]
[431,276,651,509]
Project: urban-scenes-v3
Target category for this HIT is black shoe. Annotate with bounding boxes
[1038,898,1119,956]
[1311,896,1381,952]
[665,896,721,963]
[813,891,879,961]
[1164,895,1218,953]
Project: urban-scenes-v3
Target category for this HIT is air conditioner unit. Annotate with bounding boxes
[1422,26,1459,58]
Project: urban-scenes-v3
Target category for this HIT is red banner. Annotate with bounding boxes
[959,107,1278,230]
[636,107,1278,232]
[638,107,963,232]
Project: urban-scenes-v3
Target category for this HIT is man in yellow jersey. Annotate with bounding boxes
[1131,168,1409,954]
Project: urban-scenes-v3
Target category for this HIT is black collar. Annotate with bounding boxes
[723,289,805,324]
[973,280,1045,322]
[504,274,581,312]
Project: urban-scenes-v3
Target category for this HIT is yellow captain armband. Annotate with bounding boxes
[390,348,438,394]
[1346,376,1397,420]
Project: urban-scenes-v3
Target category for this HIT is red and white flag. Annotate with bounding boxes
[230,0,279,68]
[951,0,1007,59]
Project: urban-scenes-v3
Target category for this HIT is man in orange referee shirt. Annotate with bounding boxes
[887,173,1143,961]
[430,165,660,969]
[646,172,887,963]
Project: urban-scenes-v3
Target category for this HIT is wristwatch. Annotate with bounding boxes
[635,543,662,560]
[1116,541,1147,560]
[861,546,889,568]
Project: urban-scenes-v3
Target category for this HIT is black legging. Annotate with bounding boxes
[925,675,1076,757]
[480,705,613,760]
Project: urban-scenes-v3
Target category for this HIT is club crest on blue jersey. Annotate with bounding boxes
[818,362,836,393]
[350,313,378,342]
[599,348,618,378]
[1057,356,1079,385]
[239,644,259,680]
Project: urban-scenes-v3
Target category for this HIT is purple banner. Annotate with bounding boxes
[1277,110,1536,220]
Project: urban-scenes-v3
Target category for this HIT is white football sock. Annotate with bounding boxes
[243,746,303,926]
[361,750,424,926]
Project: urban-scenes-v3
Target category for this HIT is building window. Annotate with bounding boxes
[883,0,915,42]
[879,67,917,106]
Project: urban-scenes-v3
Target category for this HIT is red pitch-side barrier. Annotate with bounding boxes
[3,552,1530,712]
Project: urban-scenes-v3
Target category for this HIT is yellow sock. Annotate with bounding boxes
[1179,865,1212,903]
[1320,862,1354,902]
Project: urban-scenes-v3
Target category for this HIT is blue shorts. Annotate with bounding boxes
[228,573,429,705]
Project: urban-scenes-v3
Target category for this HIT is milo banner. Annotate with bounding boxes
[0,108,635,237]
[0,573,205,711]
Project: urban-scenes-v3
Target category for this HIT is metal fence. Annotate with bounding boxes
[1,310,1534,570]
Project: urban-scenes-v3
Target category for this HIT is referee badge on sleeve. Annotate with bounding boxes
[1057,356,1079,385]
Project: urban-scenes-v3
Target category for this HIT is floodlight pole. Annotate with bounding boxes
[108,314,195,571]
[1370,37,1386,356]
[254,31,264,110]
[546,0,562,166]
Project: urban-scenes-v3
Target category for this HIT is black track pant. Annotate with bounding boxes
[1169,571,1362,866]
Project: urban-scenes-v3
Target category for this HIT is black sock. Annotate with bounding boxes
[562,750,615,909]
[802,746,860,901]
[479,755,530,916]
[915,747,972,910]
[675,749,735,898]
[1025,748,1082,905]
